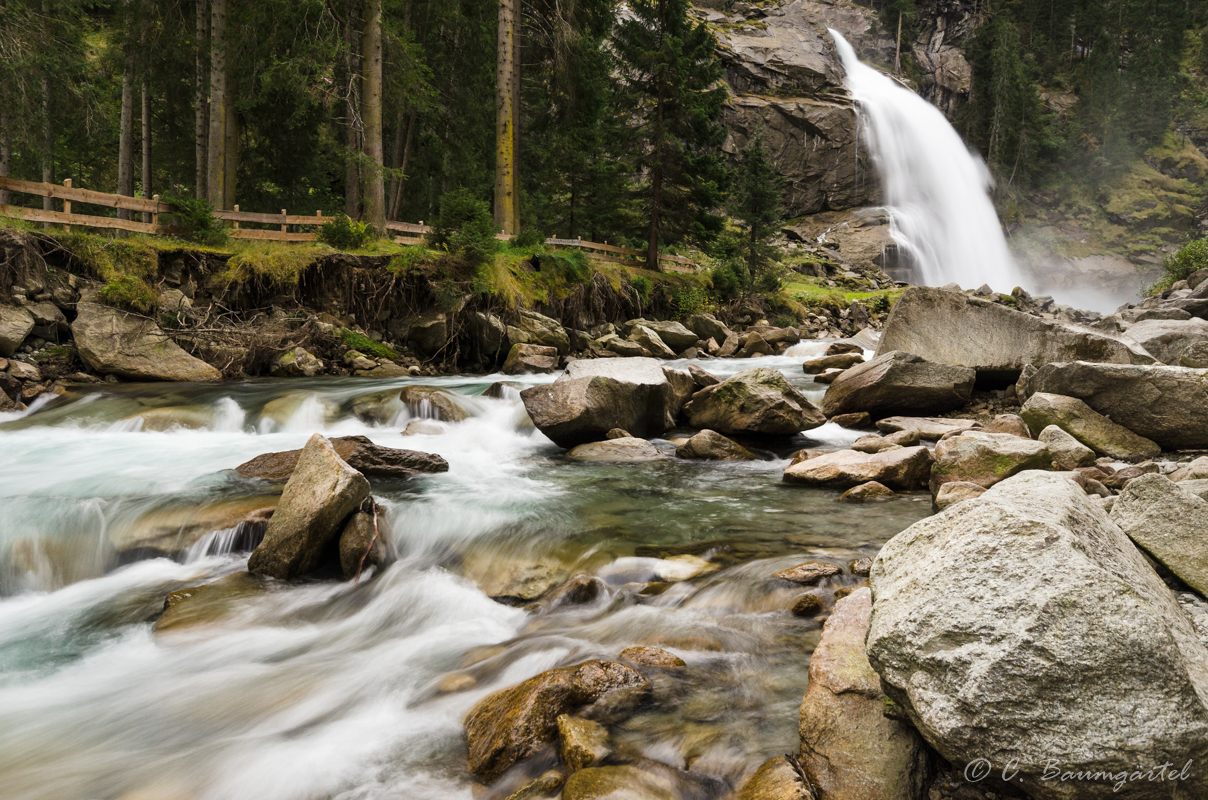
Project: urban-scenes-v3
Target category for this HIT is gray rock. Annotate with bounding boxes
[1123,317,1208,364]
[399,385,469,422]
[0,305,34,357]
[783,446,934,491]
[877,287,1154,380]
[687,363,719,388]
[676,429,756,461]
[866,471,1208,800]
[567,437,666,462]
[502,342,558,374]
[875,416,977,440]
[235,434,448,482]
[508,310,570,355]
[466,311,508,356]
[737,756,815,800]
[839,481,896,501]
[247,434,371,580]
[639,320,698,352]
[799,588,929,800]
[1019,391,1161,461]
[270,346,324,378]
[1111,474,1208,596]
[684,367,826,436]
[684,313,731,344]
[979,413,1031,438]
[1171,456,1208,482]
[802,353,864,374]
[521,358,680,447]
[337,509,388,580]
[930,431,1051,494]
[72,300,221,382]
[1038,424,1097,470]
[628,325,676,359]
[407,312,448,357]
[604,337,648,358]
[821,350,975,418]
[1019,362,1205,450]
[932,481,986,510]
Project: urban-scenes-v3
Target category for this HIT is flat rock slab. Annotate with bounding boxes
[567,437,666,462]
[774,561,842,584]
[875,416,977,440]
[236,435,448,482]
[783,446,934,491]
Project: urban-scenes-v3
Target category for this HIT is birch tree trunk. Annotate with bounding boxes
[361,0,385,232]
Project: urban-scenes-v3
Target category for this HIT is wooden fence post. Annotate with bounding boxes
[281,209,287,233]
[151,195,159,229]
[62,179,72,231]
[232,205,240,230]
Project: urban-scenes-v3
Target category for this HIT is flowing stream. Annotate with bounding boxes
[831,30,1027,294]
[0,350,931,800]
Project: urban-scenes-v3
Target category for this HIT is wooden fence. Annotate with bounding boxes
[0,176,696,273]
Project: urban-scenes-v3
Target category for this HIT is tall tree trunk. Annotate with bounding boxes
[41,72,54,210]
[389,108,417,220]
[343,0,362,218]
[206,0,227,208]
[387,108,405,219]
[646,81,665,271]
[118,70,135,220]
[195,0,208,200]
[361,0,385,232]
[223,94,237,209]
[142,81,152,223]
[0,109,10,206]
[494,0,518,235]
[511,25,520,233]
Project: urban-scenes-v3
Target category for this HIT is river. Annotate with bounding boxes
[0,347,932,800]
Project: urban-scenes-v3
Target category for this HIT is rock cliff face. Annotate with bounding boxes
[705,0,892,217]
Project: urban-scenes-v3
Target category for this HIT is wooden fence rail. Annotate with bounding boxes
[0,176,696,273]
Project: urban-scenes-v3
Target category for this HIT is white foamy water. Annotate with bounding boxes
[831,31,1027,293]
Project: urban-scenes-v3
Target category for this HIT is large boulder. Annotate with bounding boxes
[464,660,650,782]
[399,385,469,422]
[566,437,666,462]
[866,471,1208,800]
[0,305,35,357]
[821,351,974,418]
[1111,474,1208,596]
[508,310,570,355]
[683,368,825,436]
[628,325,676,359]
[236,434,448,482]
[1019,361,1208,450]
[521,358,681,448]
[783,446,934,491]
[929,431,1052,494]
[876,287,1154,380]
[1019,391,1161,461]
[676,429,756,461]
[1123,317,1208,365]
[247,434,371,580]
[639,320,698,352]
[799,587,929,800]
[72,300,221,382]
[407,312,449,357]
[684,313,731,344]
[1037,424,1096,469]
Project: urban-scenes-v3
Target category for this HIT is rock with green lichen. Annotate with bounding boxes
[684,368,825,436]
[929,431,1051,494]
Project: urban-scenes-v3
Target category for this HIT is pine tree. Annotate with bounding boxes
[613,0,728,270]
[731,130,782,281]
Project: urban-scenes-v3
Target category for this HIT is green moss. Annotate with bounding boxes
[338,329,399,361]
[221,242,330,287]
[780,275,903,311]
[98,273,157,314]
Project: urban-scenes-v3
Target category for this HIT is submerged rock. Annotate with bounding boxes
[113,496,277,555]
[683,368,825,436]
[247,434,370,580]
[799,587,929,800]
[619,646,686,669]
[567,437,666,463]
[821,350,975,418]
[839,481,896,501]
[236,435,448,482]
[866,471,1208,800]
[464,660,650,782]
[783,447,933,491]
[154,571,271,634]
[1111,474,1208,596]
[398,385,469,422]
[561,765,678,800]
[774,561,842,585]
[675,429,756,461]
[72,300,221,382]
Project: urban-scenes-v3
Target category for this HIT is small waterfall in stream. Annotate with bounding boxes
[830,31,1027,293]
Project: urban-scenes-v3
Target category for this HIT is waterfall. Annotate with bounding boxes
[830,30,1026,293]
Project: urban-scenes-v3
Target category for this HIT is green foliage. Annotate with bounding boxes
[223,244,319,287]
[630,275,653,303]
[731,130,784,280]
[98,274,157,314]
[1147,238,1208,294]
[431,189,499,264]
[710,261,751,301]
[317,214,373,250]
[337,328,399,361]
[672,285,708,319]
[534,248,591,284]
[512,227,546,249]
[163,191,229,246]
[387,245,429,277]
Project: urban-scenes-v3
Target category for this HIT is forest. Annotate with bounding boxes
[0,0,1205,266]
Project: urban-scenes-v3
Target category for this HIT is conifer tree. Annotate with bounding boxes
[731,130,783,281]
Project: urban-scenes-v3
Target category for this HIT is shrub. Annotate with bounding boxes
[511,227,545,249]
[431,189,498,264]
[1145,238,1208,295]
[710,261,750,301]
[163,190,228,246]
[318,214,374,250]
[673,285,708,319]
[631,275,653,303]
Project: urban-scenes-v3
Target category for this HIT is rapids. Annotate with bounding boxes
[0,352,930,800]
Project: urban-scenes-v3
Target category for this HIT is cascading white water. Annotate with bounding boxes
[830,31,1026,292]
